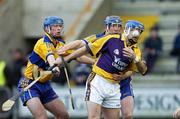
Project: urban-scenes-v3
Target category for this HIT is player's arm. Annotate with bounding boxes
[123,47,147,75]
[58,35,111,64]
[76,55,95,65]
[134,59,147,75]
[42,43,61,74]
[46,54,61,76]
[64,46,89,62]
[58,34,97,55]
[66,40,85,49]
[57,40,86,55]
[113,71,134,81]
[57,47,95,65]
[47,54,57,66]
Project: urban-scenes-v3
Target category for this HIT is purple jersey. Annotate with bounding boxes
[87,34,137,81]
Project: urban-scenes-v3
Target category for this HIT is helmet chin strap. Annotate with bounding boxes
[128,39,137,46]
[52,36,60,40]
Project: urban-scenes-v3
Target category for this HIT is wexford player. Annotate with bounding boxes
[57,18,147,119]
[58,17,147,119]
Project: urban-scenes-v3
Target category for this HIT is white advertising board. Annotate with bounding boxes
[18,85,180,118]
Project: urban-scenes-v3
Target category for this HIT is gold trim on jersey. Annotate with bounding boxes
[85,72,96,101]
[92,65,119,83]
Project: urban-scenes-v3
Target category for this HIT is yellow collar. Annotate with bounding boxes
[44,32,57,45]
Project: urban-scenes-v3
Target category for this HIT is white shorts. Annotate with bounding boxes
[85,73,121,108]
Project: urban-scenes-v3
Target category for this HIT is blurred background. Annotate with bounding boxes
[0,0,180,118]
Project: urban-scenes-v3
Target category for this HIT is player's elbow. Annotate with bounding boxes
[75,40,84,48]
[140,67,148,76]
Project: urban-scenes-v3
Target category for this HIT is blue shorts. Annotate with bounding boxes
[120,77,134,100]
[18,78,58,106]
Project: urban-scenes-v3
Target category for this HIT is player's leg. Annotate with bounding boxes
[18,79,48,119]
[27,97,48,119]
[85,72,103,119]
[121,96,134,119]
[86,101,102,119]
[44,98,69,119]
[41,86,69,119]
[102,107,120,119]
[101,98,121,119]
[101,84,121,119]
[120,81,134,119]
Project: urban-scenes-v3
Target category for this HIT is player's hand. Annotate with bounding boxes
[123,47,136,60]
[113,72,126,81]
[173,107,180,119]
[52,66,60,77]
[57,46,67,55]
[55,57,62,65]
[20,79,29,88]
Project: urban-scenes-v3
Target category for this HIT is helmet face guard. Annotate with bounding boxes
[43,16,64,39]
[124,20,144,45]
[124,20,144,36]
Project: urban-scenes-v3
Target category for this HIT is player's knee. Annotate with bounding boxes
[34,112,48,119]
[38,115,48,119]
[61,112,69,119]
[124,115,133,119]
[122,110,133,118]
[56,111,69,119]
[88,114,100,119]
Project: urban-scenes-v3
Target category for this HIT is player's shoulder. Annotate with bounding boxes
[91,34,121,44]
[96,32,105,39]
[82,34,97,44]
[132,44,142,55]
[35,37,53,50]
[131,44,141,52]
[34,38,44,47]
[84,34,97,40]
[132,43,141,49]
[58,37,65,44]
[101,34,121,40]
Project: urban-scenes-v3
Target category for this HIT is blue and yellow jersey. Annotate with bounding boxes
[86,33,142,82]
[82,32,105,44]
[82,32,106,58]
[25,33,72,82]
